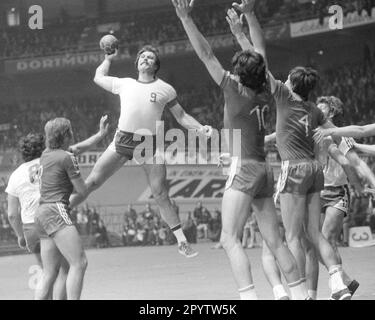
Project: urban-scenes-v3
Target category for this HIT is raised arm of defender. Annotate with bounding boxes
[69,115,110,155]
[172,0,225,86]
[226,8,254,51]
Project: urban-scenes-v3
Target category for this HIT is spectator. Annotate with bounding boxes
[124,203,137,222]
[193,201,211,239]
[94,219,110,248]
[207,208,221,243]
[142,203,156,220]
[76,208,89,235]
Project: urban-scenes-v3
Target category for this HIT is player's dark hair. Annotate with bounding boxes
[135,45,161,76]
[19,133,45,162]
[320,96,345,127]
[288,66,319,101]
[232,50,267,93]
[44,118,73,150]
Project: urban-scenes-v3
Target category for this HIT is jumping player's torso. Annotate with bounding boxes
[39,149,81,205]
[112,77,178,135]
[221,71,273,161]
[273,80,325,161]
[5,158,40,224]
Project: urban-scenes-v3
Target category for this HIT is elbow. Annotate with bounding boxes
[200,48,215,63]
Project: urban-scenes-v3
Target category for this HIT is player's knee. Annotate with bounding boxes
[71,254,88,271]
[220,230,238,250]
[150,182,168,202]
[263,236,283,253]
[284,231,300,245]
[43,266,60,281]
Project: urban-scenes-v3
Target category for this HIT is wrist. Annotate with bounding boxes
[236,32,246,39]
[179,15,191,23]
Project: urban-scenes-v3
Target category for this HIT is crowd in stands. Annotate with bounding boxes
[120,201,222,247]
[1,0,374,59]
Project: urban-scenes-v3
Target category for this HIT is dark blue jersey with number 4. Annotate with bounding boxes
[273,80,326,161]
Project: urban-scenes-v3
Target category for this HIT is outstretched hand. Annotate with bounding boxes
[197,125,213,138]
[232,0,255,13]
[226,8,244,37]
[313,127,333,144]
[172,0,195,20]
[99,115,110,136]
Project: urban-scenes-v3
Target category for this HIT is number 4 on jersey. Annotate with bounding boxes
[298,115,309,137]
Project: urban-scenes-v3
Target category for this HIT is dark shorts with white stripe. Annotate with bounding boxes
[35,202,74,238]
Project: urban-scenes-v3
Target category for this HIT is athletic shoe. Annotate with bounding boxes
[330,288,351,300]
[178,242,198,258]
[347,280,360,296]
[279,296,290,300]
[305,296,314,300]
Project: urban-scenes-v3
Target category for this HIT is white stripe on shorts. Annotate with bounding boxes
[274,160,289,205]
[56,202,72,225]
[225,156,238,191]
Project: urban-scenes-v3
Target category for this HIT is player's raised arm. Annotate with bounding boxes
[314,123,375,142]
[233,1,267,65]
[226,9,253,51]
[93,50,119,92]
[69,115,110,155]
[169,103,212,137]
[172,0,225,86]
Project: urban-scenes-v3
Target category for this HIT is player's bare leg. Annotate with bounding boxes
[306,192,351,300]
[261,241,289,300]
[322,207,358,295]
[253,197,307,299]
[53,226,88,300]
[35,238,63,300]
[220,188,257,299]
[302,235,319,300]
[142,163,197,258]
[70,148,129,208]
[279,193,307,282]
[53,258,69,300]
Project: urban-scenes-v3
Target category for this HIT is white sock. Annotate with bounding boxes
[239,285,258,300]
[172,226,187,244]
[288,280,308,300]
[329,265,347,293]
[338,267,352,286]
[308,290,317,300]
[273,284,288,300]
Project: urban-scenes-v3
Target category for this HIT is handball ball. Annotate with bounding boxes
[99,34,119,55]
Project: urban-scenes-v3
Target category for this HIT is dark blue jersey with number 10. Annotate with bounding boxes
[220,71,274,161]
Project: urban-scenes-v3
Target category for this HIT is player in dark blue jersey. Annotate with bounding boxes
[174,0,307,300]
[35,118,89,300]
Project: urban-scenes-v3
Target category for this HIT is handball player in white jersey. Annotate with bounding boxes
[69,45,212,258]
[6,117,109,299]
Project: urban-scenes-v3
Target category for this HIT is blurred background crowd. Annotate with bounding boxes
[1,0,374,59]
